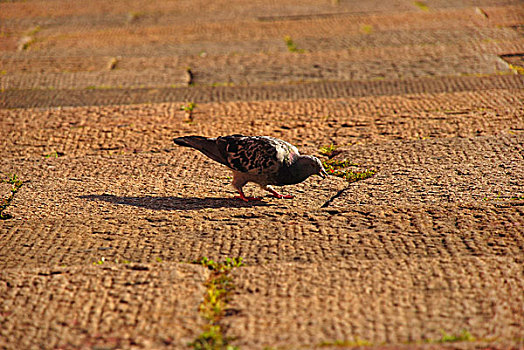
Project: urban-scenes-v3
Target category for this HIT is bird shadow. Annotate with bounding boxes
[80,194,270,211]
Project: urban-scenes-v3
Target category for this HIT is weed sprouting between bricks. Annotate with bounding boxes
[0,173,23,220]
[198,256,244,272]
[283,35,305,53]
[319,337,371,347]
[319,144,376,183]
[318,330,476,348]
[181,102,197,123]
[44,151,64,158]
[360,24,373,34]
[319,143,339,158]
[189,257,243,350]
[435,330,475,343]
[413,1,429,11]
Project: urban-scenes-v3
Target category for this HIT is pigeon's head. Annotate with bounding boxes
[300,155,328,179]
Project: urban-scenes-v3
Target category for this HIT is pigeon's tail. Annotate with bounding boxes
[173,136,227,166]
[173,135,209,148]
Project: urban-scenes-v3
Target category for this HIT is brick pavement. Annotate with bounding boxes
[1,0,523,349]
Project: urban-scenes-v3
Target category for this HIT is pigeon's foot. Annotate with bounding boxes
[269,193,294,199]
[234,195,262,202]
[235,189,262,202]
[266,187,294,199]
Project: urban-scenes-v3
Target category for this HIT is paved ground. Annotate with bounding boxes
[0,0,523,349]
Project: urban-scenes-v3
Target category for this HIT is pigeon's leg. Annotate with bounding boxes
[232,173,262,202]
[235,188,262,202]
[264,185,294,199]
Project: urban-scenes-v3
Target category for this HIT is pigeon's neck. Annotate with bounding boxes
[283,156,316,185]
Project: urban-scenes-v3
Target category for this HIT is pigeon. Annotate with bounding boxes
[173,134,328,201]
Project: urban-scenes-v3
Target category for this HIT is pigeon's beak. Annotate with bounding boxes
[319,168,328,179]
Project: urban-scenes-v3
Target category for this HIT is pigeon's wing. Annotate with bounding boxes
[173,136,229,166]
[217,135,300,175]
